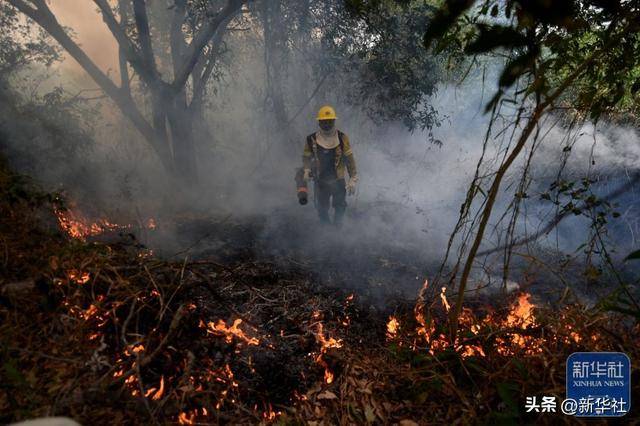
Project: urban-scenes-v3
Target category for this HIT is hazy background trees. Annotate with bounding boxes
[1,0,444,185]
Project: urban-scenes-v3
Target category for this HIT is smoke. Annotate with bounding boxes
[48,0,119,78]
[3,4,640,306]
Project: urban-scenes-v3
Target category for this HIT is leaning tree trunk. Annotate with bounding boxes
[8,0,243,182]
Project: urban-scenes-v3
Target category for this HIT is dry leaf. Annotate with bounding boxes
[317,390,338,400]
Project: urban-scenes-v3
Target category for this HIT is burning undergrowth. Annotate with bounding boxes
[1,164,639,424]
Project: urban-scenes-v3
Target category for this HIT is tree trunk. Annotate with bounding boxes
[167,92,197,182]
[261,0,289,130]
[9,0,242,181]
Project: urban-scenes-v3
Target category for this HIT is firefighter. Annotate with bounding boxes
[302,105,358,225]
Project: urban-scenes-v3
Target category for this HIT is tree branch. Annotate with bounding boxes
[131,0,157,78]
[170,0,188,79]
[478,172,640,256]
[9,0,172,169]
[117,0,131,95]
[171,0,243,92]
[92,0,160,87]
[449,34,621,340]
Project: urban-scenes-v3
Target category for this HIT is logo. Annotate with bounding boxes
[565,352,631,417]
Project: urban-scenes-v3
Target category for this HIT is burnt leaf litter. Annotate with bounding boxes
[1,163,639,424]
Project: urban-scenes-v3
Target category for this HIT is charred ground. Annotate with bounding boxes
[1,159,639,425]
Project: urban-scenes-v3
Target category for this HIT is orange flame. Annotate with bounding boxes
[54,206,127,240]
[440,287,450,312]
[178,411,195,425]
[495,293,541,354]
[312,321,343,384]
[324,369,335,384]
[410,281,544,357]
[207,319,260,346]
[152,376,165,400]
[504,293,536,328]
[386,316,399,339]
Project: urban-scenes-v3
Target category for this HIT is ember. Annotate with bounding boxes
[67,269,90,285]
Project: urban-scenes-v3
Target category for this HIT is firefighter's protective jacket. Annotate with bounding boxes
[302,130,357,181]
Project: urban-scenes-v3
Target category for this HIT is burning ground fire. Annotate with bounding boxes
[311,311,343,384]
[6,180,631,426]
[390,279,590,358]
[205,318,260,346]
[54,204,156,241]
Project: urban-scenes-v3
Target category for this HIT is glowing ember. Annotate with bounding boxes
[386,316,399,339]
[67,270,90,285]
[81,304,99,320]
[207,319,260,346]
[126,344,145,355]
[459,344,486,358]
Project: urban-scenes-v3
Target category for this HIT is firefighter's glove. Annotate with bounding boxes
[346,176,358,195]
[303,169,311,182]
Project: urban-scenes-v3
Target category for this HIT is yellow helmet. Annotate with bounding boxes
[317,105,337,121]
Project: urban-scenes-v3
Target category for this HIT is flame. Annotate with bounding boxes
[312,321,343,384]
[127,344,145,355]
[54,206,128,240]
[207,319,260,346]
[314,322,343,351]
[414,280,435,346]
[440,287,450,312]
[178,411,195,425]
[262,403,281,420]
[495,293,541,355]
[410,282,545,357]
[504,293,536,328]
[152,376,165,400]
[386,316,399,339]
[324,369,335,384]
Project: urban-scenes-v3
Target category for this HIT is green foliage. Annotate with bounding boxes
[324,1,444,132]
[495,381,519,418]
[420,0,640,120]
[0,3,59,78]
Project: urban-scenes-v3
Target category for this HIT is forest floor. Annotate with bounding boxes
[1,158,639,425]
